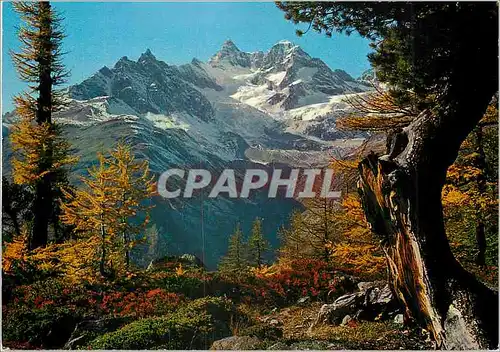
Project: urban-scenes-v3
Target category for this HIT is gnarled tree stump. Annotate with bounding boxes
[358,110,498,349]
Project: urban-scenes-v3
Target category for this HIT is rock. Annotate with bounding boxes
[297,296,311,305]
[394,314,404,325]
[443,304,480,349]
[341,315,353,326]
[313,291,365,326]
[335,290,365,307]
[267,342,290,350]
[311,281,400,329]
[211,336,262,350]
[359,283,399,321]
[357,281,383,292]
[288,340,333,350]
[367,284,393,305]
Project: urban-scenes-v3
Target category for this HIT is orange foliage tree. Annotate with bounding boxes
[61,142,155,278]
[9,2,74,249]
[442,100,498,279]
[278,162,385,279]
[2,229,30,275]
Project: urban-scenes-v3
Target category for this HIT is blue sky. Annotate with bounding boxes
[2,2,373,112]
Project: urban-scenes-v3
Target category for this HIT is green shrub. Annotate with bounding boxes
[64,316,134,349]
[159,276,206,298]
[1,278,103,348]
[2,305,83,348]
[88,296,252,349]
[88,316,201,349]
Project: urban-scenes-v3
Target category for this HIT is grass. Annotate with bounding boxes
[252,302,433,350]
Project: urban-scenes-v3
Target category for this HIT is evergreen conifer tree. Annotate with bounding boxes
[219,223,248,274]
[248,217,269,268]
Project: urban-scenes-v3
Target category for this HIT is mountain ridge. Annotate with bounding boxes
[3,39,372,268]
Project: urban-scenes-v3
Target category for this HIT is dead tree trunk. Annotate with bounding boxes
[356,3,498,346]
[358,107,498,348]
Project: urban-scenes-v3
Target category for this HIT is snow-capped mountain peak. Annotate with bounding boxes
[68,39,371,130]
[220,40,371,113]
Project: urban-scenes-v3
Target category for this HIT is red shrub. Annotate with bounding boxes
[100,289,184,317]
[245,259,351,305]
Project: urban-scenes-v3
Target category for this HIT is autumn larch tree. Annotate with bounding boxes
[106,143,155,269]
[328,159,385,280]
[61,142,155,277]
[277,211,312,261]
[10,1,73,249]
[278,2,498,348]
[278,203,337,263]
[278,160,384,278]
[442,100,498,271]
[279,169,342,263]
[300,197,338,262]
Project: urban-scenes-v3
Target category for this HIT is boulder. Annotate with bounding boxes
[394,314,404,325]
[357,281,382,291]
[367,283,393,305]
[267,341,290,350]
[357,283,399,321]
[313,291,365,326]
[341,315,353,326]
[211,336,262,350]
[310,281,400,329]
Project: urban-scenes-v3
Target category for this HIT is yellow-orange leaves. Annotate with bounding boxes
[2,231,29,274]
[60,141,155,278]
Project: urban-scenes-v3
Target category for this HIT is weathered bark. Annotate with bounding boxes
[358,109,498,348]
[356,4,498,347]
[31,178,51,249]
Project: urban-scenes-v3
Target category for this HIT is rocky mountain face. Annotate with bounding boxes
[69,49,218,122]
[3,40,372,268]
[210,40,369,112]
